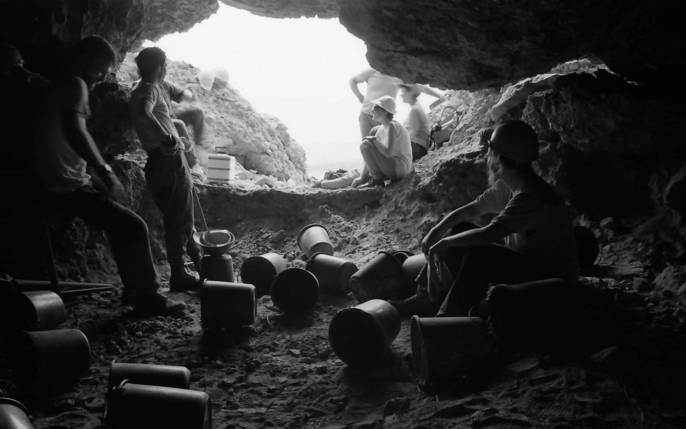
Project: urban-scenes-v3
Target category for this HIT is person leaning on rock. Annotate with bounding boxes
[129,46,201,292]
[392,120,579,317]
[32,36,184,315]
[352,96,413,187]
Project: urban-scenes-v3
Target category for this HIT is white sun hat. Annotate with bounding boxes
[372,95,397,115]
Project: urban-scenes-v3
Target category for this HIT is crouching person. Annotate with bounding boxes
[129,47,201,292]
[352,96,413,187]
[393,120,579,317]
[32,36,184,315]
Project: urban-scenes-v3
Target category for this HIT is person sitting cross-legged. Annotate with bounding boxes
[392,120,579,318]
[352,96,413,187]
[32,36,184,315]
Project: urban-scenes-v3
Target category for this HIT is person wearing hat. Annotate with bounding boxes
[391,120,579,317]
[352,95,413,187]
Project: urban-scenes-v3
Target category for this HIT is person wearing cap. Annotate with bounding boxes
[392,120,579,317]
[129,46,201,292]
[399,83,430,160]
[352,95,413,187]
[349,68,444,139]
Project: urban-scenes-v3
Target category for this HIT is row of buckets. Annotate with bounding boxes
[1,362,212,429]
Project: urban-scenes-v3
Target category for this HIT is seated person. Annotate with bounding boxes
[32,36,184,315]
[393,120,579,317]
[352,96,413,187]
[399,84,430,160]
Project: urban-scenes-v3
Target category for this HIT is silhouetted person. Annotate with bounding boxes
[129,47,200,291]
[393,120,579,317]
[32,36,185,315]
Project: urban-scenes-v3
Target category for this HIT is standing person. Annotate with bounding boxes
[129,47,201,292]
[392,120,579,317]
[32,36,184,315]
[351,96,412,187]
[399,84,430,161]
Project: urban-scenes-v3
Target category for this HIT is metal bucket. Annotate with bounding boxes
[193,229,234,256]
[411,316,497,393]
[200,281,256,330]
[305,253,357,295]
[401,253,426,289]
[391,250,413,264]
[200,254,234,282]
[486,278,620,355]
[108,362,191,393]
[348,251,410,303]
[239,253,287,297]
[1,290,66,331]
[11,329,90,399]
[297,224,334,257]
[107,381,211,429]
[329,299,400,367]
[271,268,319,314]
[0,397,34,429]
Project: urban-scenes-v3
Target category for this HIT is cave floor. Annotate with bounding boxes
[3,209,686,429]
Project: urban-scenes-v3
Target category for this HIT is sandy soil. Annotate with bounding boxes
[3,186,686,429]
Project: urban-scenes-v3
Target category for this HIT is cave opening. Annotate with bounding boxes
[2,1,686,428]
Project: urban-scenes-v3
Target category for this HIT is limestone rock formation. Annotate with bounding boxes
[220,0,337,18]
[117,55,308,182]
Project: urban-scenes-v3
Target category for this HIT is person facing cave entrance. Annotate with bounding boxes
[399,83,430,161]
[352,96,412,187]
[32,36,184,315]
[129,46,201,292]
[392,120,579,318]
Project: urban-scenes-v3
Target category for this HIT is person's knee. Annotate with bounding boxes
[360,140,373,154]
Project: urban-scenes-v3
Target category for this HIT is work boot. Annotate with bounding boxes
[169,268,200,292]
[134,292,186,316]
[389,294,435,319]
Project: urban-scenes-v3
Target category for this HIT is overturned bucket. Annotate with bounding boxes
[107,381,211,429]
[411,316,497,394]
[0,397,34,429]
[271,268,319,314]
[305,253,357,295]
[1,290,66,331]
[297,224,334,257]
[240,253,287,297]
[401,253,426,289]
[11,329,90,399]
[200,254,234,282]
[349,252,411,303]
[201,280,256,330]
[486,278,621,356]
[108,362,191,393]
[329,299,400,367]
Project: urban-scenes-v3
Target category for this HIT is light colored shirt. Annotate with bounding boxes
[129,80,184,152]
[404,103,430,148]
[353,69,402,115]
[473,179,580,282]
[33,77,92,193]
[374,121,412,177]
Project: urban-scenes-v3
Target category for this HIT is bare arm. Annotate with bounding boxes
[421,201,481,254]
[62,111,107,168]
[417,84,443,99]
[349,77,364,103]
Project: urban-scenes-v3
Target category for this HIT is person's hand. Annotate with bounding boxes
[429,238,450,261]
[421,226,442,255]
[351,177,365,188]
[102,170,125,201]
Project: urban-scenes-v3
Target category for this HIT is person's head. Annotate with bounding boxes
[0,42,23,76]
[134,47,167,82]
[486,120,539,186]
[399,83,420,104]
[72,36,117,88]
[371,95,395,123]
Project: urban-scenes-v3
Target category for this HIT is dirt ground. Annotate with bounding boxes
[3,185,686,429]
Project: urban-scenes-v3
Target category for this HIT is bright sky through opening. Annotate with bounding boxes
[149,3,436,178]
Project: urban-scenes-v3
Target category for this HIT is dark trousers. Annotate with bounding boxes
[436,245,551,316]
[145,150,199,271]
[46,188,159,295]
[411,142,428,161]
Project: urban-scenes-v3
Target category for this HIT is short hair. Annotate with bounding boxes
[399,83,420,98]
[135,47,166,81]
[73,36,117,66]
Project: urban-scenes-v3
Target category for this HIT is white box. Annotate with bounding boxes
[207,167,231,182]
[207,153,235,170]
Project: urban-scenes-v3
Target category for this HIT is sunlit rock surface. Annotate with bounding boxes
[220,0,337,18]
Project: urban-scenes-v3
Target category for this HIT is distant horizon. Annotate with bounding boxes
[147,3,440,179]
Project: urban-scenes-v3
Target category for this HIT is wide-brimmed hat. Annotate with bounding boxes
[488,120,539,164]
[372,95,397,115]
